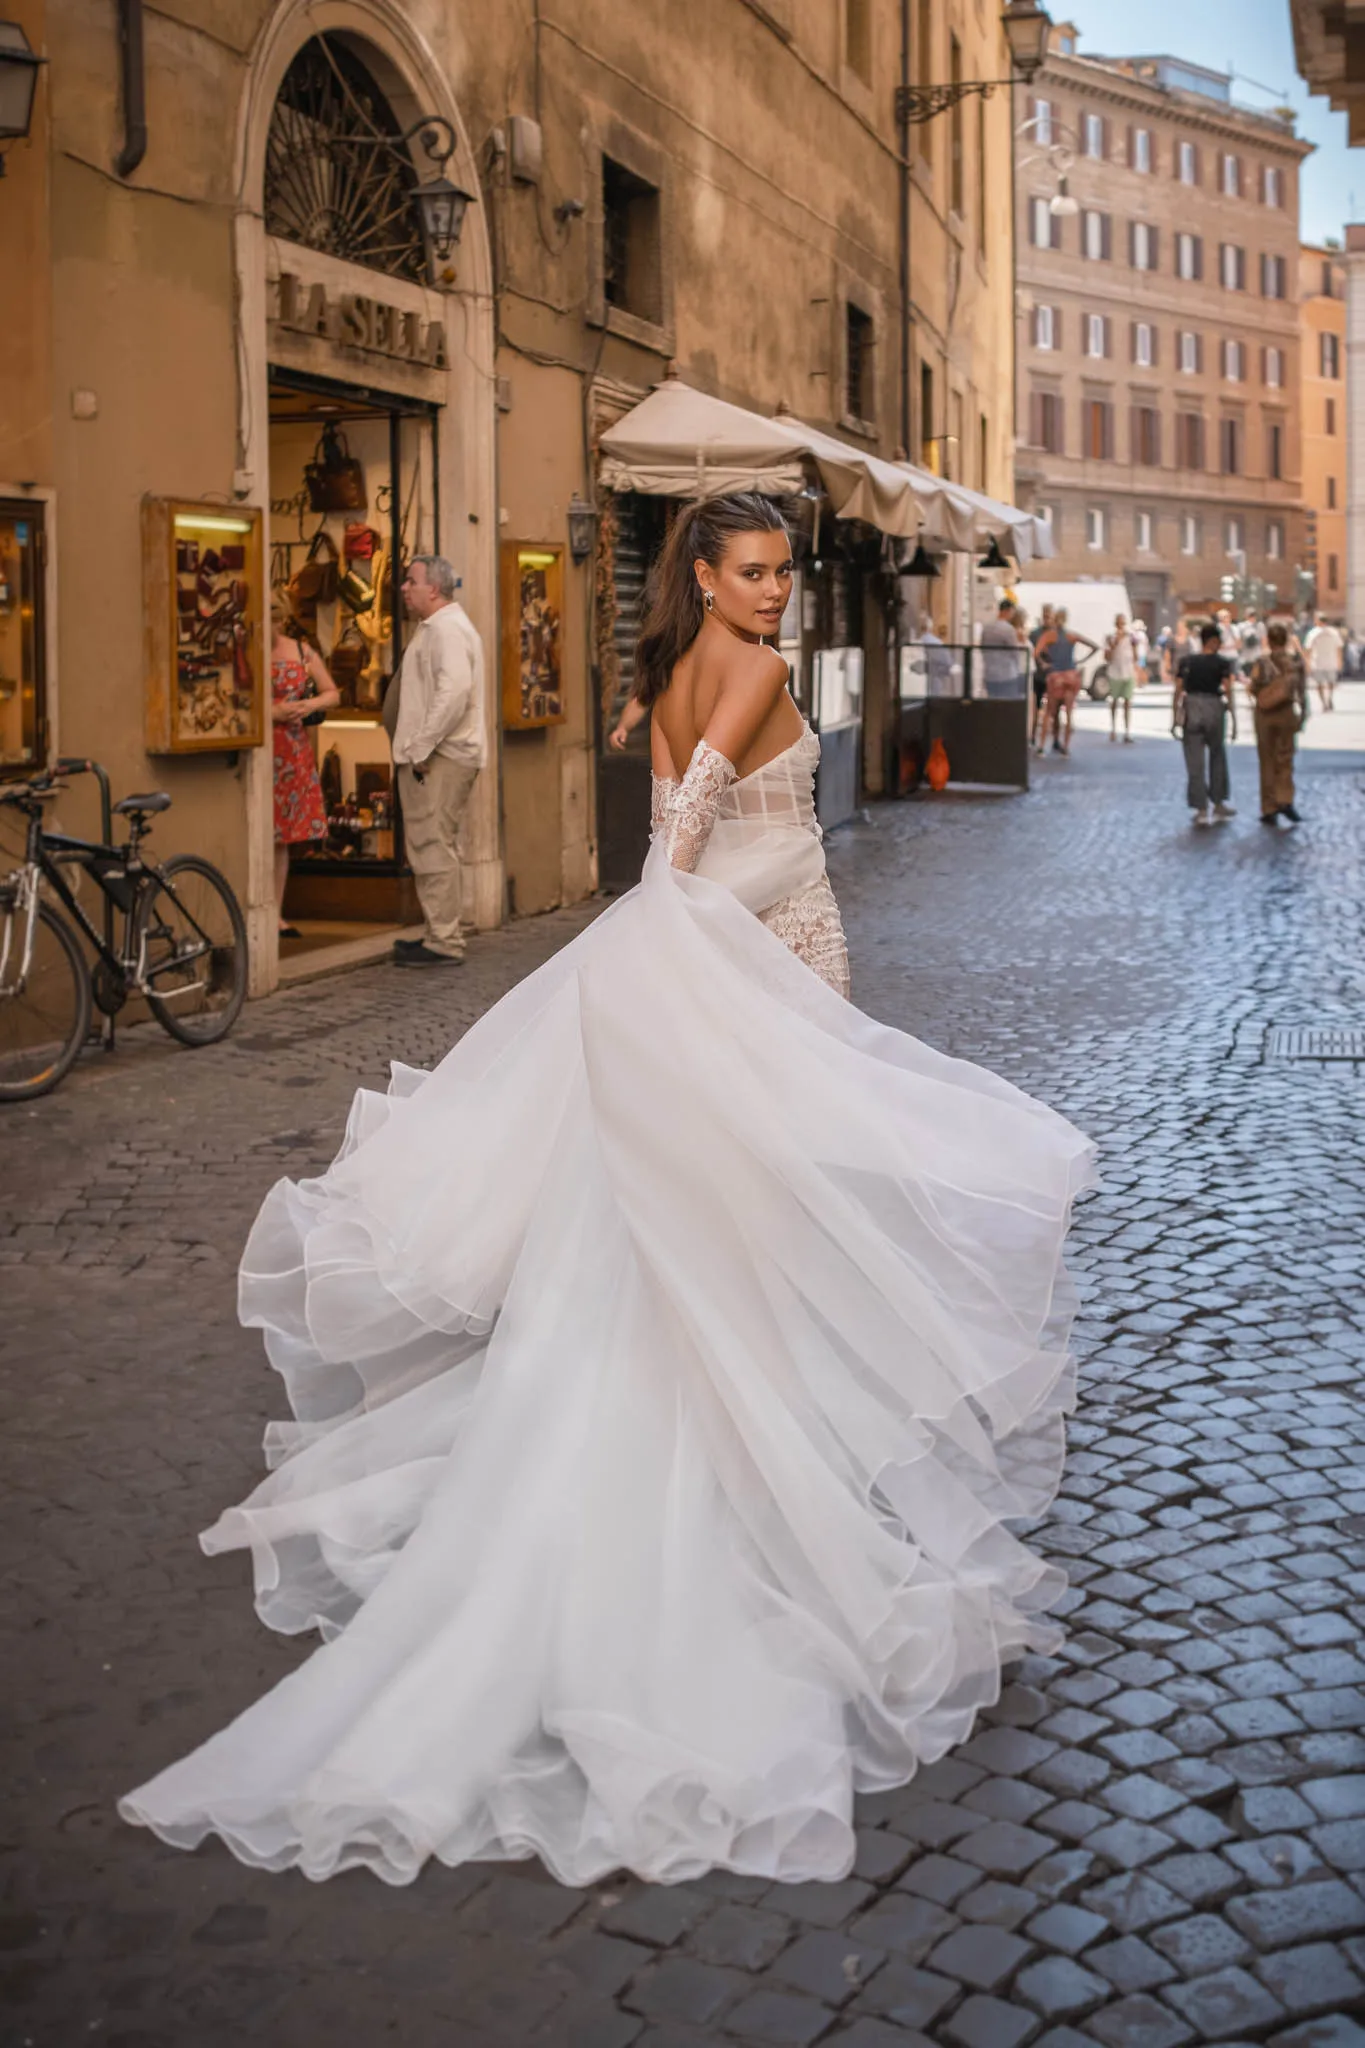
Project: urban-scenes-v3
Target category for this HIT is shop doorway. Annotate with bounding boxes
[267,366,439,956]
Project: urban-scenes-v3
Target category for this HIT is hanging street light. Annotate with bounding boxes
[566,496,598,563]
[412,171,474,266]
[1000,2,1052,85]
[896,2,1053,124]
[0,20,45,170]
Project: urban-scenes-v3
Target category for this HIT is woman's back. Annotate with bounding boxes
[652,636,803,783]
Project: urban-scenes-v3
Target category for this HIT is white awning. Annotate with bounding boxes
[929,476,1056,563]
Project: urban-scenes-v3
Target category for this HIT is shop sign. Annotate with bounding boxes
[272,272,448,371]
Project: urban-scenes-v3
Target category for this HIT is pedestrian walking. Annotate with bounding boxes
[1033,609,1098,757]
[1104,613,1138,744]
[1162,616,1193,684]
[270,603,340,940]
[1248,621,1309,825]
[1028,603,1054,750]
[979,599,1026,697]
[1304,613,1343,713]
[1173,622,1237,828]
[385,554,488,966]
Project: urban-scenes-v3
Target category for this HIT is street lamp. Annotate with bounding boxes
[0,20,45,171]
[896,1,1052,123]
[395,118,475,276]
[567,495,597,563]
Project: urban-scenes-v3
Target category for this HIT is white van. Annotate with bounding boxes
[1012,579,1134,689]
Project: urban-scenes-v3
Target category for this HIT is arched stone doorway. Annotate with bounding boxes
[233,3,497,991]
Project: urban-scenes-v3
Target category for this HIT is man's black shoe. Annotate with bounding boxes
[1261,813,1280,825]
[1279,803,1302,824]
[392,937,427,957]
[394,942,463,967]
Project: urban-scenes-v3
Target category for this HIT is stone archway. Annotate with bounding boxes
[232,0,498,993]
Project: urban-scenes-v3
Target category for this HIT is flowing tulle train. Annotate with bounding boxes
[119,844,1095,1886]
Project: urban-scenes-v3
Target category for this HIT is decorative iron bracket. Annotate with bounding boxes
[895,79,1014,125]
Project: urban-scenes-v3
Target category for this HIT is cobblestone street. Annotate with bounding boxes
[5,696,1365,2048]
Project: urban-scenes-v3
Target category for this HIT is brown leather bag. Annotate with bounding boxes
[1253,652,1297,715]
[304,425,368,513]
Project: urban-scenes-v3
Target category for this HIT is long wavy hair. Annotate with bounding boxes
[633,492,788,707]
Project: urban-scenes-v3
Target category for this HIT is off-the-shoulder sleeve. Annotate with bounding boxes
[663,740,737,873]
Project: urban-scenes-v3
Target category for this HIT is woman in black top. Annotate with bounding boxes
[1172,623,1238,826]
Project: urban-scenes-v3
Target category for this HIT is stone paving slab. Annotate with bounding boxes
[4,722,1365,2045]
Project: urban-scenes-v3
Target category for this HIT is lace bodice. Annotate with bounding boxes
[651,724,823,873]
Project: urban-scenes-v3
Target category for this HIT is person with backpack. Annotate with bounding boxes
[1248,621,1309,825]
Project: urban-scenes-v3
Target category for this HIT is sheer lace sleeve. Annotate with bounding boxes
[663,740,737,873]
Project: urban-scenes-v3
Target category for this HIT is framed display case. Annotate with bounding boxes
[0,500,47,777]
[501,542,566,729]
[143,498,266,753]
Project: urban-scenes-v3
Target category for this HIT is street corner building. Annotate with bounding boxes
[1,0,1033,990]
[1012,22,1312,629]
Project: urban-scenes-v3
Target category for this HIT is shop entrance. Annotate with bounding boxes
[267,366,439,956]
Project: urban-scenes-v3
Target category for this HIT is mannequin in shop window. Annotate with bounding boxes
[385,556,488,967]
[270,599,341,940]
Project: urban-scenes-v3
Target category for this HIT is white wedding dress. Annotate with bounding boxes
[120,717,1095,1888]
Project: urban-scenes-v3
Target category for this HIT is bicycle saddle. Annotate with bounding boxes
[113,791,172,815]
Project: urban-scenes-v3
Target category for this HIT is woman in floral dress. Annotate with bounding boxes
[271,603,340,937]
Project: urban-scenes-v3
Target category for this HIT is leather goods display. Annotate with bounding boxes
[344,523,379,562]
[304,425,368,513]
[287,529,340,628]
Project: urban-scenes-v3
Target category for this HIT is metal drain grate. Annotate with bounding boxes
[1267,1026,1365,1061]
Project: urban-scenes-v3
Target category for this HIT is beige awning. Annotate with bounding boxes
[930,476,1056,564]
[599,381,939,540]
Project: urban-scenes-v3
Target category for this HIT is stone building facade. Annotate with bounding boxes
[1013,34,1311,628]
[1299,243,1348,617]
[1,0,1018,992]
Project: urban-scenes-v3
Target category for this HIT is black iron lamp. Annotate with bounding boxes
[567,495,597,563]
[0,20,45,169]
[900,543,941,579]
[978,536,1011,570]
[897,1,1052,123]
[413,172,474,263]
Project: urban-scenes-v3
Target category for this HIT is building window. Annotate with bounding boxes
[1266,420,1283,480]
[1031,389,1064,453]
[1084,399,1115,460]
[1132,127,1152,174]
[1327,395,1337,435]
[1327,475,1337,510]
[1180,512,1199,555]
[1030,196,1062,250]
[1033,96,1053,146]
[1221,153,1241,198]
[1082,209,1112,261]
[1264,165,1282,207]
[1084,112,1105,159]
[1034,304,1057,350]
[1267,519,1284,560]
[845,302,874,423]
[0,500,47,768]
[1176,232,1203,281]
[1220,243,1246,291]
[1222,338,1244,382]
[602,156,663,323]
[1036,502,1057,540]
[1178,140,1198,184]
[844,0,872,81]
[979,412,989,492]
[1136,509,1154,552]
[1179,330,1201,375]
[1225,516,1244,556]
[1264,345,1284,388]
[1322,258,1337,298]
[1177,413,1205,469]
[1085,313,1109,359]
[1133,321,1155,368]
[1086,506,1107,550]
[1131,405,1161,466]
[949,35,965,216]
[1329,552,1339,591]
[1321,332,1341,378]
[1220,417,1241,475]
[915,0,933,159]
[1131,221,1158,270]
[1260,253,1286,299]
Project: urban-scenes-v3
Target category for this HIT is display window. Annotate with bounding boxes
[0,501,47,776]
[267,369,439,940]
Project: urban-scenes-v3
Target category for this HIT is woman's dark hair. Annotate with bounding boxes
[1267,621,1289,648]
[1200,623,1222,647]
[633,492,788,707]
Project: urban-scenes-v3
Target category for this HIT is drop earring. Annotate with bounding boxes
[703,591,714,611]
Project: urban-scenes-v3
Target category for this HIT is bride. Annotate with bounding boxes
[120,493,1094,1888]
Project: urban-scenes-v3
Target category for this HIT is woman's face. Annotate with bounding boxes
[697,529,794,638]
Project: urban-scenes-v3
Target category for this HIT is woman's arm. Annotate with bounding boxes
[303,645,343,714]
[608,693,648,751]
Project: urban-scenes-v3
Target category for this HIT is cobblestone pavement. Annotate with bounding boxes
[5,697,1365,2048]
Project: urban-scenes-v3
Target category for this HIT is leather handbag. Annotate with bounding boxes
[305,425,368,513]
[1253,654,1295,714]
[328,626,367,708]
[344,522,379,562]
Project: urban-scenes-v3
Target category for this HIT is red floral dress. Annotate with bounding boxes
[272,654,329,844]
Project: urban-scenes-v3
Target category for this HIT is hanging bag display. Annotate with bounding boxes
[344,522,379,562]
[287,528,340,627]
[304,424,368,513]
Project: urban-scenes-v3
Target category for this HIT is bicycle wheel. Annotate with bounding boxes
[136,854,248,1046]
[0,897,93,1101]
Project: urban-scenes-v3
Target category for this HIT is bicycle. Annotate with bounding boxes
[0,758,248,1100]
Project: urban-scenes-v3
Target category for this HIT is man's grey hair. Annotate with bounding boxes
[408,554,459,599]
